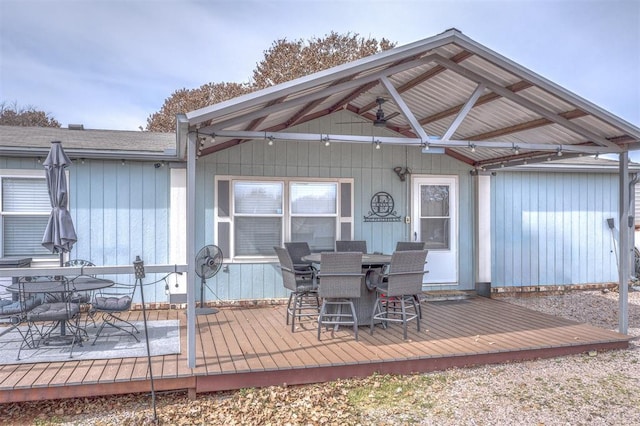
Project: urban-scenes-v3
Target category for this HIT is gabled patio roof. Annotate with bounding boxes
[179,28,640,170]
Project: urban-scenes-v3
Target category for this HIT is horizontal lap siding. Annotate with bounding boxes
[492,171,618,287]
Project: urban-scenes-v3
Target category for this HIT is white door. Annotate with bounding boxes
[412,176,458,284]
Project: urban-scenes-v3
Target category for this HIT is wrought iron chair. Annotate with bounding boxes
[90,281,140,345]
[369,249,428,339]
[317,252,364,341]
[335,240,367,253]
[64,259,96,327]
[17,276,82,359]
[274,246,319,332]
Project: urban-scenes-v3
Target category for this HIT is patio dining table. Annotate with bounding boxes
[7,276,114,341]
[302,253,391,324]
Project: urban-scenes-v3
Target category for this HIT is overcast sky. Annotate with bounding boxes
[1,0,638,136]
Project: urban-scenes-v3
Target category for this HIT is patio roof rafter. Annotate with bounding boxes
[418,80,533,126]
[432,55,622,150]
[441,82,487,141]
[197,56,438,135]
[379,75,430,141]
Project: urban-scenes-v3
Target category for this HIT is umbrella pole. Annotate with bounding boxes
[133,256,158,423]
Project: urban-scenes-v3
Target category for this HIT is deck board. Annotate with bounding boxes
[0,296,631,403]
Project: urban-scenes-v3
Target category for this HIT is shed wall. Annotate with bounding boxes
[491,171,619,287]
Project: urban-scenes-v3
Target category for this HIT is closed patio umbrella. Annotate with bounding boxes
[41,141,77,265]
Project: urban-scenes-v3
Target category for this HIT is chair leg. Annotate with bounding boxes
[401,298,408,340]
[370,296,380,334]
[317,302,327,341]
[349,300,358,341]
[92,312,140,345]
[286,293,294,326]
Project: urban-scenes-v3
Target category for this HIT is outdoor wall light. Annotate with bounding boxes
[374,140,381,150]
[322,136,330,147]
[267,136,274,146]
[121,159,126,166]
[468,142,476,153]
[556,147,563,157]
[512,145,520,155]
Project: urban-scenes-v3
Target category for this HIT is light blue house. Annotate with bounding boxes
[2,29,640,310]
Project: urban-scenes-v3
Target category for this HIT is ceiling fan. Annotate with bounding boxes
[373,97,388,127]
[335,97,396,127]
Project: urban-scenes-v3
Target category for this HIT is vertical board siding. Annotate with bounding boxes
[70,160,171,303]
[201,113,474,299]
[492,171,618,287]
[0,159,171,304]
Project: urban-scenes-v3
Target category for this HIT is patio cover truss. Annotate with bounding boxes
[179,28,640,170]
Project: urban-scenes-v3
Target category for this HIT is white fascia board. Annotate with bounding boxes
[186,31,458,126]
[453,33,640,140]
[176,114,189,159]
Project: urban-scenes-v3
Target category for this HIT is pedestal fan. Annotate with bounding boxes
[195,245,223,315]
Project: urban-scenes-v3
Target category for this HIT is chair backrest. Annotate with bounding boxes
[335,240,367,253]
[284,242,312,266]
[18,276,70,312]
[395,241,426,251]
[93,280,137,312]
[385,249,428,297]
[64,259,95,268]
[274,246,302,292]
[64,259,95,277]
[318,252,363,299]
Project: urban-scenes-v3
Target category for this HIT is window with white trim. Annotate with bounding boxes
[216,177,353,260]
[0,173,52,258]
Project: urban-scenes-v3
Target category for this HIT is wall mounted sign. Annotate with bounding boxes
[364,191,402,222]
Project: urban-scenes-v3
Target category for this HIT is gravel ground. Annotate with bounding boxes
[1,289,639,425]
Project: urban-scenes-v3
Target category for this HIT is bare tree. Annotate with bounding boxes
[146,32,395,132]
[146,82,251,132]
[0,101,61,127]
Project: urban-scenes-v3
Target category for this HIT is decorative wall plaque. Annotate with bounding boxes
[364,191,402,222]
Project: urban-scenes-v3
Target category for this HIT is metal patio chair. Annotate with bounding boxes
[317,251,364,341]
[370,249,428,339]
[64,259,96,327]
[90,281,140,345]
[17,276,82,360]
[274,246,319,332]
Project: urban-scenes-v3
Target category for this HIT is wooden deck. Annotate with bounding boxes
[0,296,631,403]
